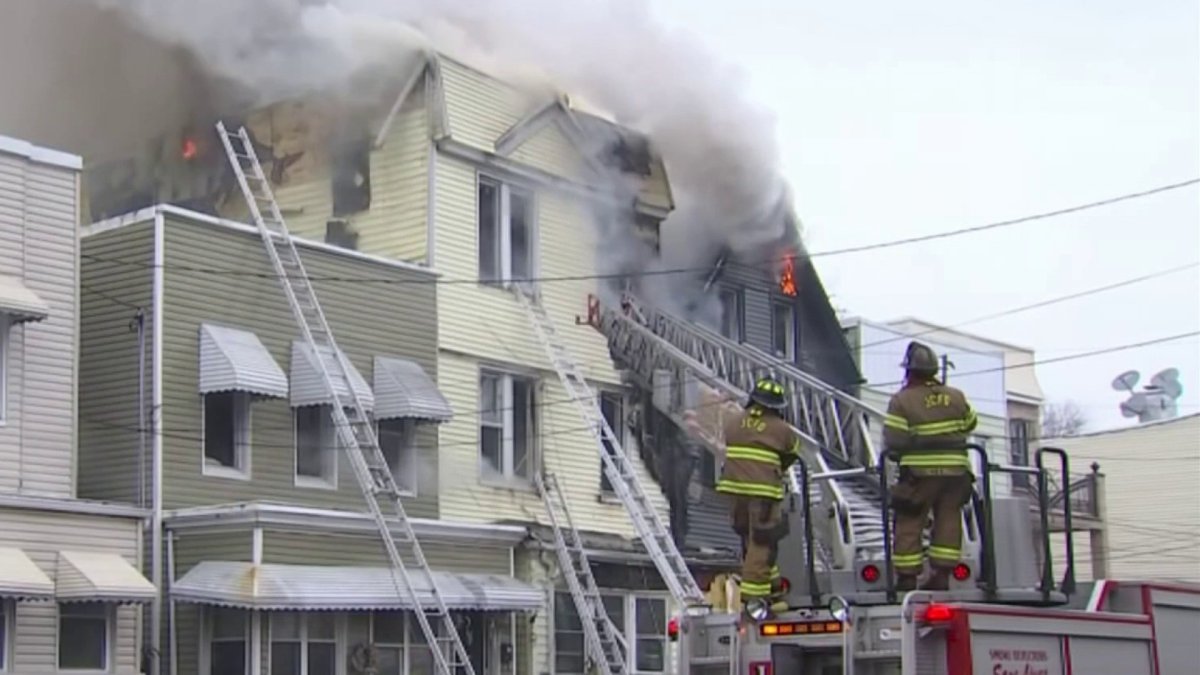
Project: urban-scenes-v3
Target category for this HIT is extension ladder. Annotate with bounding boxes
[536,472,628,674]
[513,290,708,608]
[216,122,474,675]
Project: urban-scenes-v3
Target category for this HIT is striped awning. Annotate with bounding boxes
[373,356,453,423]
[289,341,374,410]
[0,547,54,600]
[0,274,50,323]
[56,550,157,604]
[199,324,289,398]
[172,562,542,613]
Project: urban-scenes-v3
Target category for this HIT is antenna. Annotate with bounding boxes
[1150,368,1183,399]
[1111,370,1140,393]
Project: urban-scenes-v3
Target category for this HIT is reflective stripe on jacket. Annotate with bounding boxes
[883,380,978,474]
[716,409,800,501]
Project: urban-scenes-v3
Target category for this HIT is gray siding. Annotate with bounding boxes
[0,506,143,674]
[0,150,80,498]
[159,216,441,514]
[685,485,740,554]
[170,530,252,675]
[261,530,512,575]
[78,223,154,503]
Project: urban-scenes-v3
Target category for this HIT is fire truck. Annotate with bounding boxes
[670,448,1200,674]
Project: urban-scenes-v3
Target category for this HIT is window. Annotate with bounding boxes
[634,597,668,672]
[378,419,417,494]
[0,314,8,423]
[717,288,744,342]
[599,392,624,494]
[203,391,251,478]
[554,592,624,673]
[479,370,537,483]
[1009,419,1031,490]
[555,593,673,674]
[478,176,535,287]
[270,613,336,675]
[331,135,372,216]
[0,600,9,672]
[771,302,796,360]
[209,607,248,675]
[58,602,110,671]
[294,404,337,487]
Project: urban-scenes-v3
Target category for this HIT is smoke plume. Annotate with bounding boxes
[1,0,798,309]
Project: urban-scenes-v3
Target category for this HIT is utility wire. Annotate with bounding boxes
[78,178,1200,287]
[856,261,1200,352]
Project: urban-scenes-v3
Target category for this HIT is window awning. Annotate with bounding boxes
[0,547,54,600]
[199,324,289,398]
[172,562,542,613]
[56,550,157,604]
[373,356,454,423]
[290,341,374,410]
[0,274,50,324]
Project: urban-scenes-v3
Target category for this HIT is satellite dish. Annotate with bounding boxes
[1150,368,1184,400]
[1111,370,1141,392]
[1119,392,1147,419]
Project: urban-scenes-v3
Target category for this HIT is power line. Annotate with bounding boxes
[801,178,1200,259]
[79,178,1200,287]
[856,261,1200,352]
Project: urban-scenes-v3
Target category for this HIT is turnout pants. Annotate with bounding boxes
[890,472,973,578]
[729,495,787,599]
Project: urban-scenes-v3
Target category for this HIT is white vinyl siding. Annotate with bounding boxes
[294,405,337,489]
[57,602,113,672]
[202,392,252,479]
[0,147,79,497]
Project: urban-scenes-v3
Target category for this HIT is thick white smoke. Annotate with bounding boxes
[1,0,798,296]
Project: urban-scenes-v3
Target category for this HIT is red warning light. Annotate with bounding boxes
[778,577,792,595]
[952,563,971,582]
[860,564,880,583]
[667,617,679,642]
[182,138,199,161]
[923,603,954,623]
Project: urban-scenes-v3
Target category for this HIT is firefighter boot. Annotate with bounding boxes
[919,569,950,591]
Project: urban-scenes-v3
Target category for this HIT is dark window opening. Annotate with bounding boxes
[599,392,624,493]
[478,179,500,282]
[331,135,372,216]
[324,219,358,250]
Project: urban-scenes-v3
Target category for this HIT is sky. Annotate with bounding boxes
[649,0,1200,432]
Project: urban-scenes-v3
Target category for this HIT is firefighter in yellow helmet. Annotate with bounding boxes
[884,341,979,591]
[716,377,801,614]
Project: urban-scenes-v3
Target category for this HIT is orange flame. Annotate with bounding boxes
[779,252,797,297]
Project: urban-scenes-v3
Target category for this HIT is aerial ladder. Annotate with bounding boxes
[511,290,709,673]
[585,294,982,585]
[216,122,475,675]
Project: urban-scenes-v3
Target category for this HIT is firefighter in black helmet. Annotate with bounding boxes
[716,377,801,615]
[884,341,979,591]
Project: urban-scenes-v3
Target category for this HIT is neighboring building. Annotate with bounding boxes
[82,51,681,674]
[841,316,1014,493]
[882,317,1045,474]
[1047,413,1200,584]
[78,207,537,674]
[0,134,155,673]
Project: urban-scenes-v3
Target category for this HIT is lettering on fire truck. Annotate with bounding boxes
[987,648,1051,675]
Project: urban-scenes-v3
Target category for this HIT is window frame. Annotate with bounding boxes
[202,606,250,675]
[268,612,337,675]
[598,390,625,495]
[771,301,796,360]
[377,418,418,496]
[478,368,539,488]
[552,591,671,675]
[57,602,113,673]
[201,391,253,480]
[0,599,10,673]
[0,313,9,426]
[717,287,745,342]
[293,404,339,490]
[477,174,538,290]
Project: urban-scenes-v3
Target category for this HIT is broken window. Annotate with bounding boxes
[203,391,250,477]
[772,302,796,361]
[479,369,537,483]
[599,391,624,494]
[294,404,336,487]
[477,176,535,287]
[331,135,372,216]
[377,419,417,494]
[718,287,744,342]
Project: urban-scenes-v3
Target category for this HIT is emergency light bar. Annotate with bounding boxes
[759,619,844,637]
